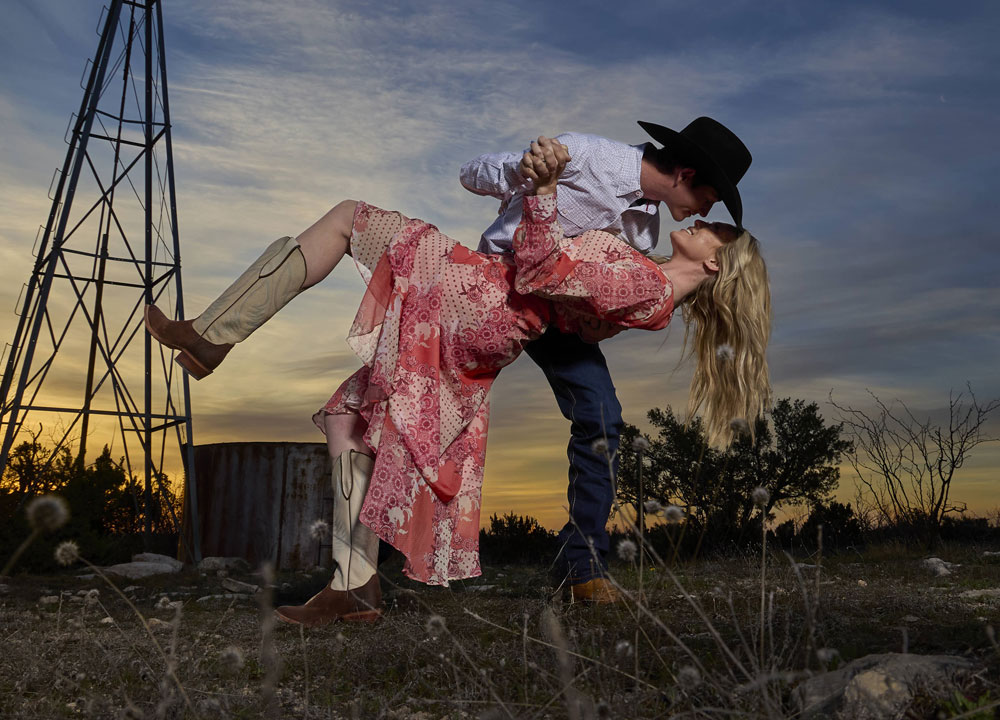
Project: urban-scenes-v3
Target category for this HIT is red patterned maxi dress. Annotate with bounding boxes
[315,193,676,585]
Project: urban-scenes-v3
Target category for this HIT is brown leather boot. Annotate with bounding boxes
[274,451,383,628]
[570,577,622,604]
[274,574,382,627]
[144,305,232,379]
[144,235,306,379]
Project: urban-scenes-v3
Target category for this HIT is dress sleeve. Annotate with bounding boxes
[512,193,675,331]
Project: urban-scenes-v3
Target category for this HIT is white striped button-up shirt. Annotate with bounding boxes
[460,132,660,255]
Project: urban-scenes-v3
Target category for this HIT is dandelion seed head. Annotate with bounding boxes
[84,588,100,606]
[196,698,223,715]
[220,646,244,672]
[664,504,685,523]
[309,519,330,541]
[425,614,446,638]
[751,487,770,508]
[643,499,663,515]
[590,438,609,456]
[677,665,701,689]
[729,417,750,437]
[27,495,69,532]
[54,540,79,566]
[816,647,838,664]
[715,343,735,362]
[614,639,633,657]
[156,596,172,610]
[631,436,649,452]
[616,539,637,562]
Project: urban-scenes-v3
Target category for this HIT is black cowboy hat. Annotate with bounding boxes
[637,117,751,231]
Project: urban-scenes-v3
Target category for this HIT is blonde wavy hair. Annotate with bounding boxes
[657,229,771,445]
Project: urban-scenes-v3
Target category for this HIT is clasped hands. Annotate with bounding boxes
[516,136,611,343]
[518,136,570,195]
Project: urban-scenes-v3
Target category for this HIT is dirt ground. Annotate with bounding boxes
[1,544,998,719]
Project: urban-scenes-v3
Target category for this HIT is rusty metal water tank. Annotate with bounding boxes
[182,442,334,571]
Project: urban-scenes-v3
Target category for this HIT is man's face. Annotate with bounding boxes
[665,180,719,222]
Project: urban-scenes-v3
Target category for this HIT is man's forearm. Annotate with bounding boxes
[460,150,532,198]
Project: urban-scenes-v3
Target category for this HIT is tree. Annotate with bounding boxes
[1,427,76,508]
[1,438,182,569]
[831,385,999,548]
[617,398,852,550]
[478,513,557,565]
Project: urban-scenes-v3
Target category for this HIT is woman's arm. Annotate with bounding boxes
[511,138,674,331]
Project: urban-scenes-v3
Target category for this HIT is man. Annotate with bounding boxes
[460,117,752,601]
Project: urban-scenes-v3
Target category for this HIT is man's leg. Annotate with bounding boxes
[524,326,622,585]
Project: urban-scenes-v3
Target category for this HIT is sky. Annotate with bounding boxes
[0,0,998,531]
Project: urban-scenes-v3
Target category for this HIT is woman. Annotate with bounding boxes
[145,137,770,626]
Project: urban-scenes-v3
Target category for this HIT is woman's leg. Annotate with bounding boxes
[297,199,357,288]
[321,409,370,459]
[144,200,358,378]
[274,407,381,627]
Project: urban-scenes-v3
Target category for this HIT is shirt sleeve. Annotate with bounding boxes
[512,194,675,331]
[459,149,532,200]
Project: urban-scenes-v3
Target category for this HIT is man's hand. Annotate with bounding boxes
[518,136,570,195]
[578,316,616,344]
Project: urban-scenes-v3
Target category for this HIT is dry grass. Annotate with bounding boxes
[0,544,998,719]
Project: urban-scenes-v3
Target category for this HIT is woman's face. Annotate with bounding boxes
[668,220,737,265]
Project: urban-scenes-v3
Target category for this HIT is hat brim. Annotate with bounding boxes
[638,121,744,231]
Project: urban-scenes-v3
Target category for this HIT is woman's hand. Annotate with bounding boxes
[519,136,570,195]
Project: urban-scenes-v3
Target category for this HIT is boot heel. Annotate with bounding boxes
[342,609,382,623]
[175,351,212,380]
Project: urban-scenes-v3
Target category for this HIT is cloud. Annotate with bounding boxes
[2,0,998,527]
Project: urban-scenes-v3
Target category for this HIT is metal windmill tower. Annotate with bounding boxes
[0,0,201,560]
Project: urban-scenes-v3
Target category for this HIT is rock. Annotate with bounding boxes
[466,585,496,592]
[132,553,184,572]
[982,551,1000,558]
[958,588,1000,601]
[857,580,868,587]
[147,617,173,631]
[901,615,920,623]
[220,578,260,594]
[103,561,180,579]
[99,616,114,625]
[39,595,60,605]
[793,652,976,719]
[197,557,250,573]
[155,597,183,611]
[921,557,959,577]
[196,593,253,604]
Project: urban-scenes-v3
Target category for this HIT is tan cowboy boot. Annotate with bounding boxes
[144,236,305,379]
[275,450,383,627]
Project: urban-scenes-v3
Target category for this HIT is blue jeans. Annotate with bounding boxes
[524,326,622,582]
